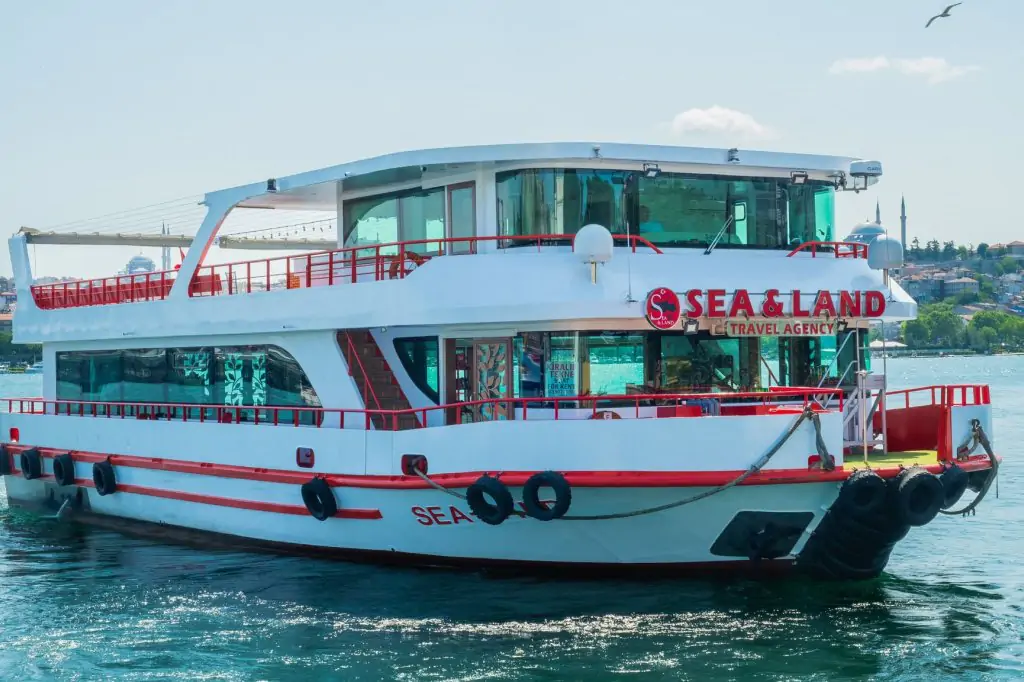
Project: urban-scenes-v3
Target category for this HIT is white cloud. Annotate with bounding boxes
[829,56,891,74]
[669,106,775,140]
[894,57,980,84]
[828,56,979,84]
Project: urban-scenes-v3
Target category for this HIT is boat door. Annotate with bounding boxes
[471,338,512,420]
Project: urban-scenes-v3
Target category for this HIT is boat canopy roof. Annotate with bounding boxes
[216,142,869,212]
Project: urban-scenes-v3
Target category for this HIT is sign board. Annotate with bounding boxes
[545,349,577,397]
[724,319,837,337]
[642,288,886,330]
[645,287,681,330]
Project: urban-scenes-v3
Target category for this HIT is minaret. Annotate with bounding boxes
[899,195,907,253]
[875,200,881,224]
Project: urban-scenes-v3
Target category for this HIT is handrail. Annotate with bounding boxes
[30,270,180,310]
[3,387,843,431]
[787,241,869,259]
[885,384,991,408]
[30,233,664,310]
[340,331,382,412]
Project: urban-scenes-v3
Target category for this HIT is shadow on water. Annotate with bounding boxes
[0,503,1019,682]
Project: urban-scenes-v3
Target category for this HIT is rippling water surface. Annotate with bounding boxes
[1,357,1022,681]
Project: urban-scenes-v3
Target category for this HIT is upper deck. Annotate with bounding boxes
[11,142,903,343]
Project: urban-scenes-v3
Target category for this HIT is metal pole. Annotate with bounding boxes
[880,321,889,454]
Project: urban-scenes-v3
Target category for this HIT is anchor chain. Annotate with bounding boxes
[940,419,999,517]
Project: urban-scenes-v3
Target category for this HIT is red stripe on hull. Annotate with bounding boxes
[5,464,382,520]
[3,444,995,490]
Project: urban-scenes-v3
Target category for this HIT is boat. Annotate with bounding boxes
[23,361,43,374]
[0,143,1000,579]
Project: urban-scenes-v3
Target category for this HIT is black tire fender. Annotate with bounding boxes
[92,460,118,496]
[836,469,888,517]
[895,468,944,527]
[53,453,76,487]
[967,469,992,494]
[466,475,514,526]
[301,477,338,521]
[521,471,572,521]
[20,448,42,480]
[939,465,970,509]
[0,444,12,476]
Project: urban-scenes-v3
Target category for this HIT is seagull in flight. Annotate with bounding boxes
[926,2,962,28]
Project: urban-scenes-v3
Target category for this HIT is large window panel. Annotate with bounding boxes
[399,189,446,254]
[585,332,644,395]
[56,346,320,416]
[497,168,834,250]
[343,195,399,254]
[394,337,440,403]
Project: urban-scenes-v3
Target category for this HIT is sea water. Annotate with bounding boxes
[1,356,1021,681]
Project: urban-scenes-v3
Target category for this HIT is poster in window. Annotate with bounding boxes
[545,349,577,397]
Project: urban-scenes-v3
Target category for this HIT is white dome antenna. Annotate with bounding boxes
[574,224,614,284]
[868,234,904,287]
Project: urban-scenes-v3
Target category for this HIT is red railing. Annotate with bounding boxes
[3,387,841,432]
[787,241,869,259]
[339,331,382,411]
[885,384,991,409]
[30,234,663,310]
[31,270,180,310]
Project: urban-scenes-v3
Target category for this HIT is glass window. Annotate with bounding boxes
[496,169,631,240]
[497,168,834,250]
[654,333,758,392]
[544,333,579,397]
[400,189,445,255]
[343,195,398,253]
[343,188,446,255]
[448,184,476,255]
[122,348,168,403]
[56,346,320,415]
[585,332,644,395]
[394,337,440,403]
[786,184,834,247]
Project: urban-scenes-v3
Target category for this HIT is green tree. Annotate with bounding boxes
[902,318,931,347]
[956,245,969,260]
[926,305,964,347]
[942,240,957,261]
[1000,256,1020,273]
[926,239,940,259]
[910,237,922,261]
[977,242,989,259]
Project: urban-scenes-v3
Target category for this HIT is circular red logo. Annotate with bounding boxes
[645,287,681,330]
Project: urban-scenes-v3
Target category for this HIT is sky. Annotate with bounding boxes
[2,0,1021,280]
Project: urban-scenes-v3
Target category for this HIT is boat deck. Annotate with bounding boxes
[844,450,939,470]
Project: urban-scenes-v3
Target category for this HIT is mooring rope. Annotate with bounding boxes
[412,405,833,522]
[939,419,999,517]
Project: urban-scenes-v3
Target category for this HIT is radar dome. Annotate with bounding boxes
[574,224,614,264]
[868,234,904,270]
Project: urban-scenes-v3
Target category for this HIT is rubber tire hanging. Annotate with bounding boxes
[835,469,888,516]
[20,448,42,480]
[939,465,969,509]
[53,453,76,487]
[93,460,118,496]
[894,468,944,527]
[301,477,338,521]
[466,475,514,525]
[521,471,572,521]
